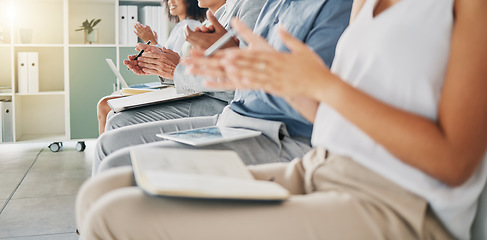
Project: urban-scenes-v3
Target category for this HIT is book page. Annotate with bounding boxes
[132,148,254,180]
[131,148,290,200]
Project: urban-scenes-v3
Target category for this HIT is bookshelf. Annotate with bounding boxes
[0,0,170,149]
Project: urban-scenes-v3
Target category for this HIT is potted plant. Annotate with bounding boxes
[76,19,101,44]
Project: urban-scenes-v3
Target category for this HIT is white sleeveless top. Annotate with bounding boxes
[311,0,487,239]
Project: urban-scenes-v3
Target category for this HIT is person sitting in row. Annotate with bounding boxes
[91,0,353,176]
[77,0,487,238]
[96,0,207,135]
[102,0,264,133]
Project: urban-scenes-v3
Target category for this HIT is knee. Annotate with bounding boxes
[97,99,111,120]
[76,167,134,233]
[98,150,133,173]
[80,188,143,239]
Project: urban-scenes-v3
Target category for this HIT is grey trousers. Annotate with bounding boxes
[93,107,312,175]
[105,94,230,131]
[77,150,454,240]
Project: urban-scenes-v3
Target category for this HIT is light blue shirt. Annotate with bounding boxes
[230,0,352,138]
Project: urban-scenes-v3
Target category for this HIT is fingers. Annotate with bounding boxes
[135,43,162,53]
[207,10,225,32]
[230,18,271,51]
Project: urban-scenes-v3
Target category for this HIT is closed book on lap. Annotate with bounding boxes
[131,148,290,201]
[107,86,201,112]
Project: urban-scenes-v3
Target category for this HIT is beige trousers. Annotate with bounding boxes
[76,149,454,240]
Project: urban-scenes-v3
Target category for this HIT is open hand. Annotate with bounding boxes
[183,18,275,90]
[185,11,239,51]
[134,22,158,45]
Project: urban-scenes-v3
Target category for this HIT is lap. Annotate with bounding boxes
[81,155,453,240]
[82,185,387,240]
[106,95,228,130]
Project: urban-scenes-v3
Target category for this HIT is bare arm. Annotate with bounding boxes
[213,0,487,186]
[306,0,487,186]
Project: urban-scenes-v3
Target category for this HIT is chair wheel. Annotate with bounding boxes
[48,142,62,152]
[76,141,86,152]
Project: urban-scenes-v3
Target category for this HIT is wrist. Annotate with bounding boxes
[310,73,346,106]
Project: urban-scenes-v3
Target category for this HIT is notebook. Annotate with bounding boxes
[156,126,262,146]
[107,87,202,113]
[131,147,290,201]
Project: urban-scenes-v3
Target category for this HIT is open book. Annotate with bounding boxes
[107,86,202,112]
[157,126,262,146]
[131,148,290,201]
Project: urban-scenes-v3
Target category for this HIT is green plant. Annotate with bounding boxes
[75,19,101,34]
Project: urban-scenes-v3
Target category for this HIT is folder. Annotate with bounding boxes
[142,6,152,28]
[27,52,39,93]
[119,5,128,45]
[127,5,138,45]
[17,52,28,93]
[0,101,13,142]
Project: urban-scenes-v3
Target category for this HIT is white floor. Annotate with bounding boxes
[0,140,95,239]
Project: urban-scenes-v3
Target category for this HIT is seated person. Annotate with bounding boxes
[91,0,353,176]
[102,0,264,132]
[97,0,206,135]
[77,0,487,238]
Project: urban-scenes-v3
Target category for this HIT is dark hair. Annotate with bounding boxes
[162,0,207,23]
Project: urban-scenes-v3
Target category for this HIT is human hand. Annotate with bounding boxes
[183,18,275,90]
[124,43,164,75]
[185,11,239,51]
[135,47,181,79]
[124,54,147,75]
[218,19,337,98]
[134,22,158,45]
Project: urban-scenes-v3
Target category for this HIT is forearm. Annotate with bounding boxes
[313,79,485,186]
[284,96,319,123]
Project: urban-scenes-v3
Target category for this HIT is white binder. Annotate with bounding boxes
[27,52,39,93]
[127,5,138,45]
[119,5,128,45]
[141,6,152,33]
[0,101,13,142]
[17,52,29,93]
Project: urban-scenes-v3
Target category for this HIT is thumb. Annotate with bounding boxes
[136,42,149,51]
[207,10,225,31]
[153,31,158,40]
[278,26,307,54]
